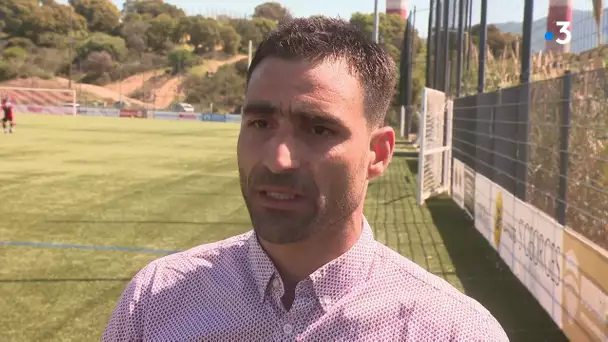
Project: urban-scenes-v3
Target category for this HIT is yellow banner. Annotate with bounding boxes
[562,229,608,341]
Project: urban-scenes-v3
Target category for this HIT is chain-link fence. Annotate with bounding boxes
[452,67,608,250]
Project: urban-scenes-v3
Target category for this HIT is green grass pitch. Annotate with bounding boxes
[0,115,566,341]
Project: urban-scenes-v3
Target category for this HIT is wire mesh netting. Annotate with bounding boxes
[452,67,608,250]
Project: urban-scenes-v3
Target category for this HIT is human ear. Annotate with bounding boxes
[368,126,395,180]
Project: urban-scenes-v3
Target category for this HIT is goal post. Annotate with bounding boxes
[416,87,453,205]
[0,86,77,115]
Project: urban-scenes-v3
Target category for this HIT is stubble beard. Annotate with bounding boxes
[238,164,364,245]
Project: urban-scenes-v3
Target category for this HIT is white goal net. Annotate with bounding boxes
[416,87,453,205]
[0,86,77,115]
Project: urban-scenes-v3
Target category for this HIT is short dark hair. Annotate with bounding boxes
[247,17,397,128]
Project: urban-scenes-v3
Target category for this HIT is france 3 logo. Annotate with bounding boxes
[544,21,572,45]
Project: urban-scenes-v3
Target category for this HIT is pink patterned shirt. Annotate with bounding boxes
[103,218,508,341]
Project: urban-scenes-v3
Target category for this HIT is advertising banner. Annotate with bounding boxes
[200,113,227,122]
[225,114,242,123]
[463,165,476,218]
[562,229,608,341]
[475,176,566,329]
[78,107,120,117]
[211,114,226,122]
[119,109,147,118]
[178,113,200,121]
[452,149,607,341]
[512,197,564,326]
[474,173,492,243]
[452,158,466,210]
[16,104,72,115]
[150,111,178,120]
[489,181,516,264]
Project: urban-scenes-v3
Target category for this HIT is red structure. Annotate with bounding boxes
[546,0,573,53]
[386,0,407,20]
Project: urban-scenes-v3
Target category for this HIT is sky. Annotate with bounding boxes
[59,0,599,37]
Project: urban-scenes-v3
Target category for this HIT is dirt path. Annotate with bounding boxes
[54,77,146,107]
[105,70,163,96]
[153,54,247,109]
[204,54,247,73]
[153,77,183,109]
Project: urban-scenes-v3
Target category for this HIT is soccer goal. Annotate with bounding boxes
[416,87,453,205]
[0,86,77,115]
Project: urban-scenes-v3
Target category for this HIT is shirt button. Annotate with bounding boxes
[283,323,294,335]
[272,279,281,289]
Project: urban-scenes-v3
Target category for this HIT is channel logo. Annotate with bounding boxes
[545,21,572,45]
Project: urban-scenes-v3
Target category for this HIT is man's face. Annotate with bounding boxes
[238,57,379,244]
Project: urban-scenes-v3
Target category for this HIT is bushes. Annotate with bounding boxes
[234,59,249,77]
[168,48,200,74]
[78,52,169,85]
[0,46,49,81]
[77,33,128,62]
[0,61,19,81]
[182,63,245,113]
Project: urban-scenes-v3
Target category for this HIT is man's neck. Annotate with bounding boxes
[259,211,365,291]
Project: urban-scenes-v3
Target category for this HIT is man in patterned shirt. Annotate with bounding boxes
[103,17,509,341]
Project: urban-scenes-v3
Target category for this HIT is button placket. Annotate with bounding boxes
[272,278,281,291]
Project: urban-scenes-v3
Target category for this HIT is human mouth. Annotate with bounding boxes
[264,191,296,200]
[255,187,306,210]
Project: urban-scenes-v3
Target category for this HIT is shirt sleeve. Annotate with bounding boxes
[102,262,159,342]
[453,309,510,342]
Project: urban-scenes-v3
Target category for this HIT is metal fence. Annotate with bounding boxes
[452,67,608,250]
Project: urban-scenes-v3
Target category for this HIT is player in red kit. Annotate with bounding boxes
[2,96,15,134]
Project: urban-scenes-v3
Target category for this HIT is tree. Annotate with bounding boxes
[37,33,70,48]
[146,13,177,52]
[219,25,241,55]
[234,58,249,77]
[0,0,38,38]
[2,46,28,61]
[82,50,114,75]
[229,18,261,52]
[35,2,88,40]
[77,32,127,61]
[69,0,120,35]
[167,47,200,73]
[121,19,150,53]
[252,17,277,41]
[182,63,246,113]
[0,46,28,80]
[187,16,220,53]
[6,37,36,51]
[349,12,410,49]
[253,2,292,23]
[1,1,88,43]
[470,24,518,59]
[131,0,185,19]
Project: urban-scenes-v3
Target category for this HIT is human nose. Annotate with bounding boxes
[262,131,300,173]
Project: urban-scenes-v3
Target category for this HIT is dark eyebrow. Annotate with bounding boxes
[291,109,346,128]
[242,102,278,116]
[243,101,347,128]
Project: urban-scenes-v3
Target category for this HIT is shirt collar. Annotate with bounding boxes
[247,216,376,310]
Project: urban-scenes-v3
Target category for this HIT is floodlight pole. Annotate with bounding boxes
[248,40,253,68]
[373,0,380,43]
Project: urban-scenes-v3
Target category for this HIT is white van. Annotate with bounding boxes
[170,103,195,112]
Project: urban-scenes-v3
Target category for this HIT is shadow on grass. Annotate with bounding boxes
[393,151,418,158]
[405,158,568,342]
